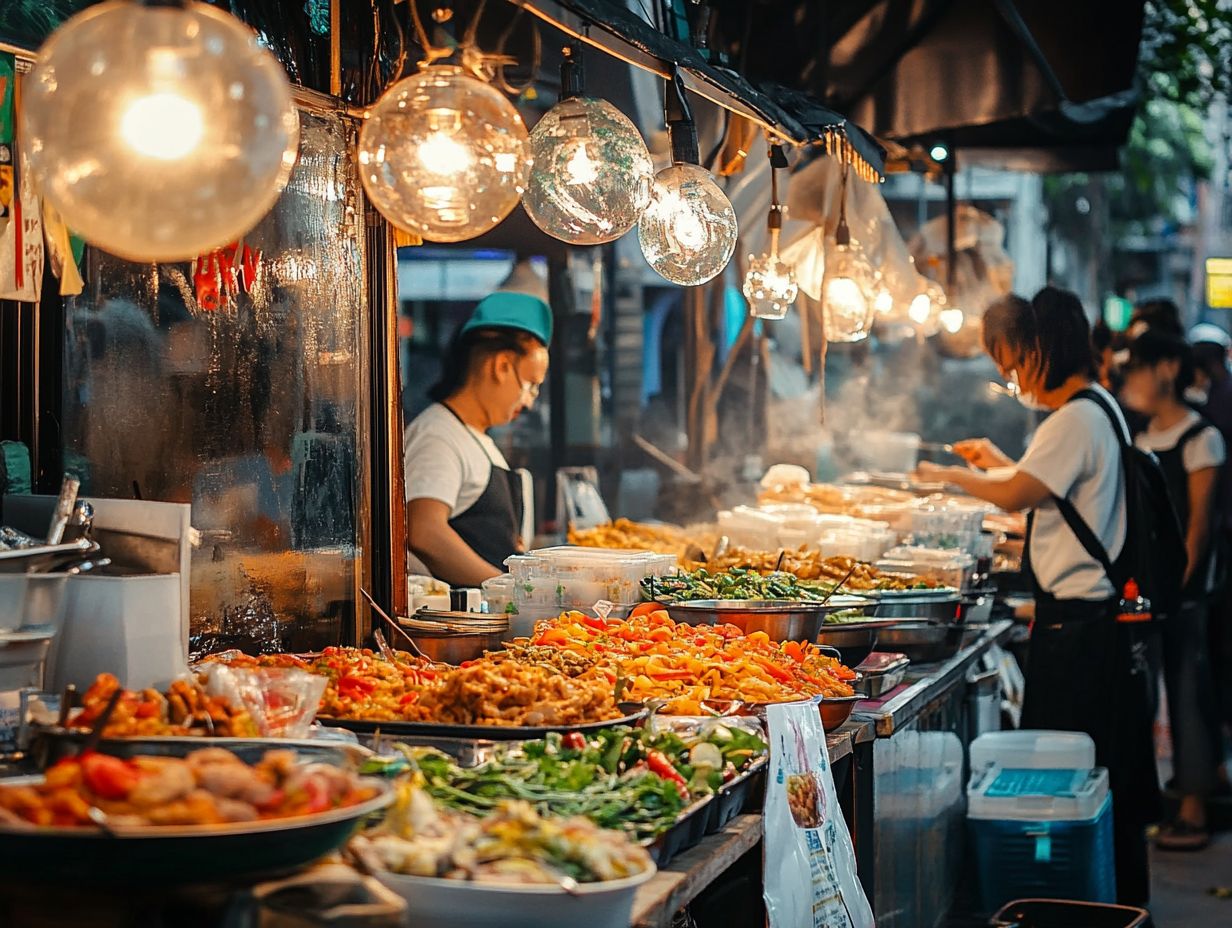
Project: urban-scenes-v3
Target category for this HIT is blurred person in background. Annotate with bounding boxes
[1122,330,1228,849]
[1129,298,1185,338]
[1190,324,1232,757]
[918,287,1159,903]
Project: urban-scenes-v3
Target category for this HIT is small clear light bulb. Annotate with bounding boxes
[358,65,531,242]
[822,230,877,342]
[939,306,966,334]
[744,203,798,320]
[21,0,299,262]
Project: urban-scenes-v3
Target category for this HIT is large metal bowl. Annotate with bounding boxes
[873,622,966,664]
[815,625,879,667]
[662,596,875,641]
[870,590,962,622]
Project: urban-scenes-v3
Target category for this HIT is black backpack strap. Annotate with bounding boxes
[1046,386,1124,586]
[1053,495,1118,581]
[1071,387,1132,446]
[1177,419,1212,451]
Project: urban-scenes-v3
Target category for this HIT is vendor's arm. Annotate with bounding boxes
[407,498,503,587]
[1183,465,1218,589]
[916,462,1051,512]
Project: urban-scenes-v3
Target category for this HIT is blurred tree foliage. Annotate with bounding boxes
[1045,0,1228,268]
[1139,0,1232,109]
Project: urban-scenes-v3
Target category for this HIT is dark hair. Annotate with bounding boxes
[1091,318,1114,354]
[1192,341,1227,378]
[1126,329,1195,398]
[982,287,1096,390]
[1130,299,1184,337]
[428,325,543,403]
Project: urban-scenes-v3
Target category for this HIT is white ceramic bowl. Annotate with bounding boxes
[375,867,655,928]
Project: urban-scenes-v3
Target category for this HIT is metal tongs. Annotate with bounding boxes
[360,587,427,659]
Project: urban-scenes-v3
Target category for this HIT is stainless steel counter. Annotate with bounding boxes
[853,620,1014,736]
[853,619,1014,928]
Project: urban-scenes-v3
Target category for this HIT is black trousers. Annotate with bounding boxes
[1022,598,1161,907]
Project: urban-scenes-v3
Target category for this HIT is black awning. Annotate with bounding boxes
[509,0,885,176]
[706,0,1146,155]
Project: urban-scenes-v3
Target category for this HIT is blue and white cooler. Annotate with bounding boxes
[966,731,1116,913]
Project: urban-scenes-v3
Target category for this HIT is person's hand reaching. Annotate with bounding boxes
[951,438,1013,471]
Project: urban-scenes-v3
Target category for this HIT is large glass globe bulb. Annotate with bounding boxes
[822,235,877,343]
[21,0,299,263]
[358,66,531,243]
[638,164,737,286]
[743,252,798,320]
[524,96,652,244]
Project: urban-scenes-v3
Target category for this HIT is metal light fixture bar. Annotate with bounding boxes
[505,0,884,179]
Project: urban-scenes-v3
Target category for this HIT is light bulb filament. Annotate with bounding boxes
[120,92,204,161]
[418,131,472,176]
[564,144,599,185]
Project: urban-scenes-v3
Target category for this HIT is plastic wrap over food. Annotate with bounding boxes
[200,662,326,738]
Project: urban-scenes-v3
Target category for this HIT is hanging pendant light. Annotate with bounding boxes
[821,164,877,343]
[358,63,531,243]
[907,277,946,336]
[638,72,738,286]
[20,0,299,263]
[743,144,798,320]
[523,44,653,244]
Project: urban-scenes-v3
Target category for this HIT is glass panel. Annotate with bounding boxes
[61,109,367,655]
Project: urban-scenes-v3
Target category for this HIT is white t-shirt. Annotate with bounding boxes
[1134,410,1226,473]
[403,403,509,517]
[1017,385,1128,600]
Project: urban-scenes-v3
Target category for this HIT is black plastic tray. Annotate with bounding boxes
[316,705,647,741]
[705,757,768,834]
[647,795,714,866]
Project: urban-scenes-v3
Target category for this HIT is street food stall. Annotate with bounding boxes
[0,1,1149,927]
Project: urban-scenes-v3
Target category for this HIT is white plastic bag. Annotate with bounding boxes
[763,700,874,928]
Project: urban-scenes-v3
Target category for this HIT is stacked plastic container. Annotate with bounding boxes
[502,546,676,637]
[966,731,1116,914]
[876,545,976,591]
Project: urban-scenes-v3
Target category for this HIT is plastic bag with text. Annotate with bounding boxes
[763,700,874,928]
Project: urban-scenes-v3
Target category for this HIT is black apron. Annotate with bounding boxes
[1022,511,1161,906]
[442,405,524,570]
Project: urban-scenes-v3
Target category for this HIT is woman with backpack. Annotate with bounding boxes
[1122,330,1229,850]
[918,287,1160,905]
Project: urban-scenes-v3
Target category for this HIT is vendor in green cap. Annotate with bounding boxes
[404,261,552,586]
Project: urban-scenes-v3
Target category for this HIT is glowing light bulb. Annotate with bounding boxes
[940,307,965,334]
[564,145,599,185]
[524,96,652,244]
[822,234,877,342]
[638,164,737,286]
[874,287,895,316]
[21,0,299,262]
[119,92,204,161]
[744,253,798,320]
[359,66,531,242]
[908,292,933,325]
[418,132,473,175]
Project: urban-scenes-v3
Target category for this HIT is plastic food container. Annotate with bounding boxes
[878,545,975,591]
[859,431,921,475]
[506,546,676,613]
[375,868,655,928]
[480,574,518,617]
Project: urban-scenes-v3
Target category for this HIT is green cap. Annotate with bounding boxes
[460,292,553,344]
